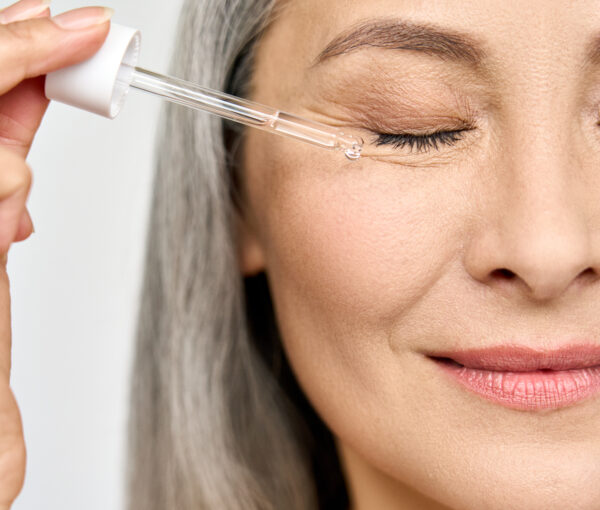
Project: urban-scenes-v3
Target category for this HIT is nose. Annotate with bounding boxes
[463,133,600,302]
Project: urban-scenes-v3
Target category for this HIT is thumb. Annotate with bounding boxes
[0,7,112,96]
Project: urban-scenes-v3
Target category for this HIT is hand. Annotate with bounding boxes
[0,1,112,507]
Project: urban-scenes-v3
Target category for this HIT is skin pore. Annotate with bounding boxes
[237,1,600,509]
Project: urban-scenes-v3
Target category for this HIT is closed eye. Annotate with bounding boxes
[373,129,468,153]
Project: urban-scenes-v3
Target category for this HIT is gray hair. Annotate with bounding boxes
[125,1,347,509]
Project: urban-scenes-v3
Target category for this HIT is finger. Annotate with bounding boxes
[0,2,52,155]
[0,7,109,156]
[0,76,49,157]
[0,254,11,381]
[0,385,26,509]
[0,186,30,254]
[0,7,113,96]
[0,149,32,254]
[0,0,50,24]
[13,208,33,243]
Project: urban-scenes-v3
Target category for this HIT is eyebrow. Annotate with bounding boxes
[312,19,486,68]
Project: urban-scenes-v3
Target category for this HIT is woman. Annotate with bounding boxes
[2,0,600,509]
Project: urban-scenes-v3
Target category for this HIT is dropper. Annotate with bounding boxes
[45,23,364,161]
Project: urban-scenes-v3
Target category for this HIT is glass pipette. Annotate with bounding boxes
[125,67,363,161]
[44,24,363,160]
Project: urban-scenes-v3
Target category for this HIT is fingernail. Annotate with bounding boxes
[52,6,113,30]
[0,0,51,24]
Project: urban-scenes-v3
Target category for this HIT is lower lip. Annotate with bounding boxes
[430,357,600,411]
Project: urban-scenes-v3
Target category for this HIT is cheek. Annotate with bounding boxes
[256,150,467,335]
[244,136,482,498]
[245,131,473,368]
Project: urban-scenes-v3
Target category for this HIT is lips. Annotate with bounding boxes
[427,344,600,372]
[426,344,600,411]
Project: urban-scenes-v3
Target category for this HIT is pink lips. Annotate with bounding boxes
[427,344,600,411]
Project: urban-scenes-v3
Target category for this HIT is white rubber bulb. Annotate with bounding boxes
[45,23,141,119]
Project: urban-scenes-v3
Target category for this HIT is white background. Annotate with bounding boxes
[4,0,184,508]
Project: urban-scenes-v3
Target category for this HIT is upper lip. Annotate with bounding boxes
[426,344,600,371]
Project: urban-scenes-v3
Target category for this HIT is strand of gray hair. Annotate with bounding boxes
[125,0,317,508]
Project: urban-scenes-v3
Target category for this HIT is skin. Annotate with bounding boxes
[0,2,111,508]
[237,1,600,509]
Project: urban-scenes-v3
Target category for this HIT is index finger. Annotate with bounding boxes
[0,0,51,24]
[0,76,49,157]
[0,7,112,96]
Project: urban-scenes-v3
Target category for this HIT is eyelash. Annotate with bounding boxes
[373,129,467,153]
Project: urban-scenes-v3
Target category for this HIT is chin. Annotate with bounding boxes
[426,449,600,510]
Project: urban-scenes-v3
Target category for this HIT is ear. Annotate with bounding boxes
[235,209,266,276]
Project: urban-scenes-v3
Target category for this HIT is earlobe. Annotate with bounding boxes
[235,212,266,276]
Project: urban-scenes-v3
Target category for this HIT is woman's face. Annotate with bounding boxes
[238,1,600,508]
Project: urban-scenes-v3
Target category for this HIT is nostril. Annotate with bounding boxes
[491,268,516,280]
[579,267,597,280]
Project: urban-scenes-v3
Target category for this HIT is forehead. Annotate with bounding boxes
[258,0,600,81]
